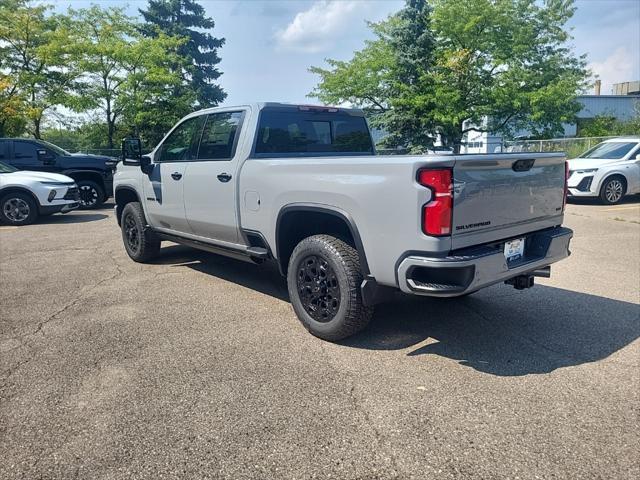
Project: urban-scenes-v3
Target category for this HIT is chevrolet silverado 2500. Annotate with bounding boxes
[114,103,573,341]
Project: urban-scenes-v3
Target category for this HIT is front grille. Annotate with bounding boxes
[64,186,79,200]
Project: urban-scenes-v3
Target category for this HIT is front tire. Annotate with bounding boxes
[121,202,160,262]
[0,192,38,226]
[287,235,374,341]
[77,180,105,209]
[599,176,626,205]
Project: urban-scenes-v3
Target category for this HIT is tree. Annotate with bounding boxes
[67,6,184,148]
[578,103,640,137]
[0,0,77,138]
[139,0,226,107]
[0,73,27,136]
[310,0,590,152]
[310,1,435,150]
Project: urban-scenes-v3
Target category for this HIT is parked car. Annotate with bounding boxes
[567,137,640,204]
[0,138,117,209]
[114,103,572,341]
[0,161,79,225]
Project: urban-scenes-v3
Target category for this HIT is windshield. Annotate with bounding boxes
[581,141,638,160]
[0,161,18,173]
[37,140,70,156]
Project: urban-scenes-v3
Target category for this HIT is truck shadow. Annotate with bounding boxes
[154,245,639,377]
[344,287,639,376]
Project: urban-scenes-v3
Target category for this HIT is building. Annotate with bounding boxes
[613,81,640,95]
[462,84,640,153]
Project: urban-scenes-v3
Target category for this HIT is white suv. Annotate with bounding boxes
[567,137,640,204]
[0,161,79,225]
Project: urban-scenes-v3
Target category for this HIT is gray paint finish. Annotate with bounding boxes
[115,103,571,291]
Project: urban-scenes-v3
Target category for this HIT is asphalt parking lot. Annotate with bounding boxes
[1,199,639,479]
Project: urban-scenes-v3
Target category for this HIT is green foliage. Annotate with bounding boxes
[139,0,226,107]
[65,6,186,148]
[310,0,590,152]
[0,0,78,138]
[578,106,640,137]
[0,0,224,147]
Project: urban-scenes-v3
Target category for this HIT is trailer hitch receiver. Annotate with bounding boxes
[505,274,535,290]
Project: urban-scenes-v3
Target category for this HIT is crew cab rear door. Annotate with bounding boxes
[182,110,245,243]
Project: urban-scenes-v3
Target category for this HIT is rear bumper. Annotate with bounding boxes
[396,226,573,297]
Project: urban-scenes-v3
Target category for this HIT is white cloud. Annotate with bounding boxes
[588,47,637,94]
[274,1,368,53]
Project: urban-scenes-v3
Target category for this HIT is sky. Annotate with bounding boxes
[52,0,640,106]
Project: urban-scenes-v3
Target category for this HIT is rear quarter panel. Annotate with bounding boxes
[238,155,454,286]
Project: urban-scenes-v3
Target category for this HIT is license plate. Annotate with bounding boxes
[504,238,525,262]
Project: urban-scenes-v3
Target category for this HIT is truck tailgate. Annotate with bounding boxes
[451,153,565,249]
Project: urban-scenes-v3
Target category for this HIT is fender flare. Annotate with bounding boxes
[0,186,40,207]
[114,185,143,225]
[275,203,370,276]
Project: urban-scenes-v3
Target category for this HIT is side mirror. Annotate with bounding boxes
[635,153,640,161]
[140,155,153,175]
[122,138,142,166]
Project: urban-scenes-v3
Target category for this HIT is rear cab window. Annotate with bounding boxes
[253,106,374,157]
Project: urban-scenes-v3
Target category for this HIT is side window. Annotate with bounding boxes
[157,116,205,162]
[12,141,39,165]
[197,112,243,160]
[0,141,7,161]
[254,110,374,156]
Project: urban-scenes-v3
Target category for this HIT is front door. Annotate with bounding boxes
[142,115,205,234]
[182,111,244,243]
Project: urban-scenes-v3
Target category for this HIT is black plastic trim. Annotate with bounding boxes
[155,230,261,264]
[275,203,370,276]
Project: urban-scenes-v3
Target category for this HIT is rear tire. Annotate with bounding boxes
[77,180,105,209]
[287,234,374,341]
[599,176,626,205]
[121,202,160,262]
[0,192,38,226]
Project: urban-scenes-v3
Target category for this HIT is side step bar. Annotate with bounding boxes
[156,232,270,264]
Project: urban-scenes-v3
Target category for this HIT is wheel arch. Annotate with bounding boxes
[598,172,628,194]
[275,203,370,277]
[114,186,142,226]
[0,186,40,207]
[62,170,107,188]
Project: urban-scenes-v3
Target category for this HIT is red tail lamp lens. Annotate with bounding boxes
[418,169,453,236]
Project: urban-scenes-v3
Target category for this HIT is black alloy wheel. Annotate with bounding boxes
[123,212,141,255]
[296,254,341,322]
[77,180,105,209]
[120,202,160,262]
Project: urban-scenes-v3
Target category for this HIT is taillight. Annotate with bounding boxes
[563,161,569,212]
[417,168,453,236]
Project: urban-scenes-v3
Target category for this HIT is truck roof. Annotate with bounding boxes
[187,102,366,118]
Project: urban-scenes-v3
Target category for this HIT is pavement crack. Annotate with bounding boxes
[317,342,403,478]
[1,249,125,387]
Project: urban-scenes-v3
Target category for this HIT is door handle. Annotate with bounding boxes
[171,172,182,180]
[217,173,232,183]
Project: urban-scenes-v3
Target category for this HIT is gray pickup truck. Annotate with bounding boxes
[114,103,572,341]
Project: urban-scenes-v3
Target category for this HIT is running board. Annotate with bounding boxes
[156,232,269,264]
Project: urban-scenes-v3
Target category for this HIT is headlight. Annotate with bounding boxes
[39,181,67,186]
[576,168,598,174]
